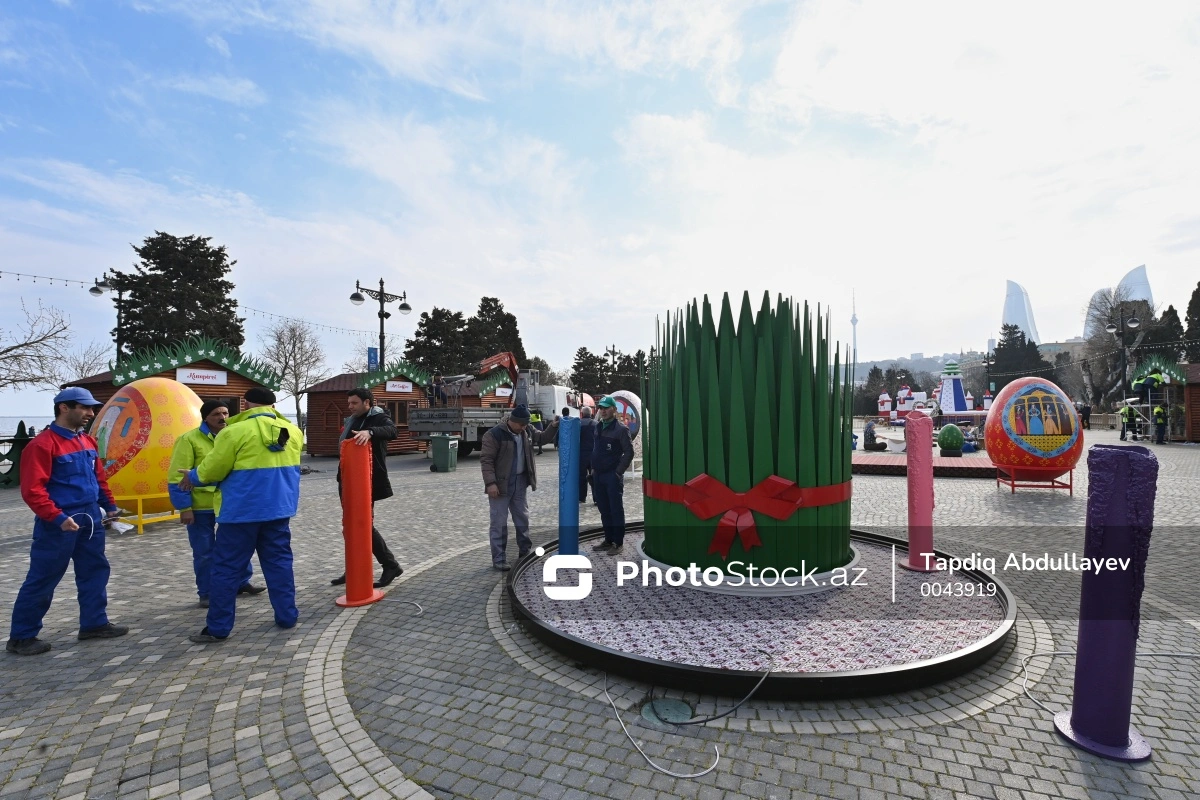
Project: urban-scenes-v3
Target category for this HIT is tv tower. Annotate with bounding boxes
[850,290,858,369]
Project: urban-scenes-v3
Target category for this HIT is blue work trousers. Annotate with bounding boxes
[186,511,254,599]
[206,519,298,638]
[593,471,626,546]
[10,506,110,640]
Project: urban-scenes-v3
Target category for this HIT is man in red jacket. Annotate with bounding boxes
[8,388,128,656]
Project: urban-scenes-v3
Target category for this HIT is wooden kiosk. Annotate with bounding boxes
[304,360,433,457]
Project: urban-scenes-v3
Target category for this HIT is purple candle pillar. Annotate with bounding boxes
[1053,444,1157,761]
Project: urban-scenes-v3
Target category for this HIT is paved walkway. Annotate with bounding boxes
[1,431,1198,799]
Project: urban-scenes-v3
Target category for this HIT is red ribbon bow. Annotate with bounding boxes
[642,474,852,559]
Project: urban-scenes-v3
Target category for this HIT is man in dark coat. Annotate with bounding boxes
[590,396,634,554]
[577,406,598,502]
[331,388,403,588]
[479,405,559,570]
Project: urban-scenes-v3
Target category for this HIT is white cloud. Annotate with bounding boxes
[205,33,231,57]
[159,74,266,106]
[135,0,762,100]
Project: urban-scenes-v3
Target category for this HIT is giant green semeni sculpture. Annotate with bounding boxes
[642,292,853,574]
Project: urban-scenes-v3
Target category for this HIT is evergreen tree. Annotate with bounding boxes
[464,297,527,366]
[570,347,609,395]
[110,232,244,358]
[403,307,469,374]
[1185,281,1200,363]
[853,365,886,415]
[1140,305,1186,361]
[991,323,1052,392]
[609,350,646,393]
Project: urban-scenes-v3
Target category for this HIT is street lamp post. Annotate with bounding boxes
[349,279,411,366]
[1105,306,1141,398]
[90,272,124,360]
[982,352,995,394]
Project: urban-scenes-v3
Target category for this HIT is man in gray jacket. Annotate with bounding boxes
[479,405,559,570]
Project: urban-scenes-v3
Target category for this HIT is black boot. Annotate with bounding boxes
[330,574,346,586]
[375,564,403,588]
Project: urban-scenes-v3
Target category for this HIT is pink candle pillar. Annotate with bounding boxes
[902,413,938,571]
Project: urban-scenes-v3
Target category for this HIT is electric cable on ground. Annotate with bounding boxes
[602,673,720,779]
[647,649,776,726]
[1020,649,1200,715]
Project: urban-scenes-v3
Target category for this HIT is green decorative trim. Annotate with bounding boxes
[476,369,512,396]
[358,359,431,390]
[942,360,962,376]
[111,337,282,390]
[1134,353,1186,384]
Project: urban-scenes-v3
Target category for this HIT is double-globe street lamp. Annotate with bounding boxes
[1105,306,1141,397]
[349,279,411,367]
[90,271,124,360]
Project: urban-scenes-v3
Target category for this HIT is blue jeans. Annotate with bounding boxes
[187,511,254,599]
[206,519,297,638]
[10,506,111,640]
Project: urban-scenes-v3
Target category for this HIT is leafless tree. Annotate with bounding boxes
[259,321,331,427]
[0,302,71,391]
[1080,287,1152,409]
[43,340,114,390]
[341,332,377,374]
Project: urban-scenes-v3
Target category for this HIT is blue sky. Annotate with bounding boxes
[3,1,1200,414]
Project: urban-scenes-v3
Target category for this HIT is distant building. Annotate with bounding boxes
[910,353,923,360]
[1002,280,1041,344]
[1038,338,1088,361]
[1117,264,1154,307]
[1084,265,1155,339]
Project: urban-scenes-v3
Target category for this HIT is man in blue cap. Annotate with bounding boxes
[8,387,128,656]
[479,404,559,570]
[590,395,634,554]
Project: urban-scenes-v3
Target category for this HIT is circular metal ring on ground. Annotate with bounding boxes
[507,523,1017,700]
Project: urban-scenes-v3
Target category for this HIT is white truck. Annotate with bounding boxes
[407,356,591,455]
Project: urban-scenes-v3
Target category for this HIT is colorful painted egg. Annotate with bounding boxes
[607,390,642,440]
[985,377,1083,481]
[92,377,202,512]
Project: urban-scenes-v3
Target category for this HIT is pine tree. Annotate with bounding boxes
[570,347,609,395]
[464,297,527,366]
[1185,281,1200,363]
[1141,305,1186,361]
[991,323,1052,393]
[110,232,244,358]
[403,308,469,374]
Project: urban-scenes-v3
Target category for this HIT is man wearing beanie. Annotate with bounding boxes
[179,387,303,643]
[479,404,559,570]
[168,399,265,608]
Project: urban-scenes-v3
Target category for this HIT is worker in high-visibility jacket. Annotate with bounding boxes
[1153,404,1167,445]
[177,388,302,643]
[168,399,264,608]
[1119,404,1138,441]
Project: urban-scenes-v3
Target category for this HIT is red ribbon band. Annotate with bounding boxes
[642,473,852,559]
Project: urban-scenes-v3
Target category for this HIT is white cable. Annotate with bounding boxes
[1021,649,1200,715]
[602,673,719,779]
[382,598,423,614]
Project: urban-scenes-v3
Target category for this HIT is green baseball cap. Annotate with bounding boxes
[597,396,617,408]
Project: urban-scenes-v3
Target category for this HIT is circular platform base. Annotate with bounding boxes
[508,524,1016,699]
[1053,711,1152,762]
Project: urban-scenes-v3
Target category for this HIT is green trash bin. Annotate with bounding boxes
[430,434,459,473]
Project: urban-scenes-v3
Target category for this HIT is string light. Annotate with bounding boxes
[0,270,93,288]
[242,306,375,336]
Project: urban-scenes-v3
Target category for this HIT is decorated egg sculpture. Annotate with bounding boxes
[985,377,1083,481]
[92,377,203,512]
[607,390,642,440]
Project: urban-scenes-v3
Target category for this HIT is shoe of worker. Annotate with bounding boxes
[78,623,129,640]
[6,638,51,656]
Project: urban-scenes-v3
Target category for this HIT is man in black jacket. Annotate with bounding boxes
[331,389,403,588]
